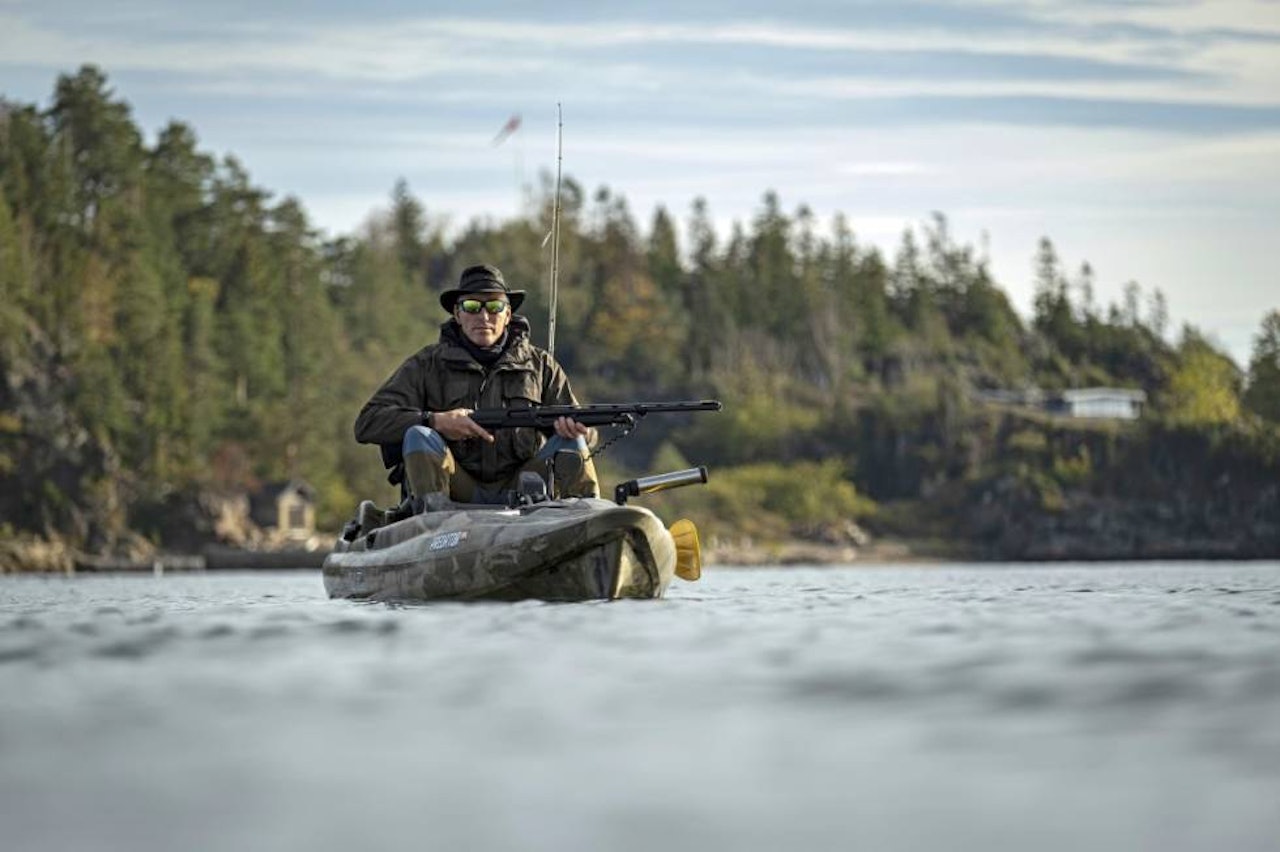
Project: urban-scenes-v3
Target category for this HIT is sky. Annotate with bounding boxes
[1,0,1278,366]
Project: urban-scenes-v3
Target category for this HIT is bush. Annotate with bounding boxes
[647,459,876,540]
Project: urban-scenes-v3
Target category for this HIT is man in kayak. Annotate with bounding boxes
[354,263,599,507]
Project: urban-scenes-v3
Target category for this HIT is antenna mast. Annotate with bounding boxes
[547,103,563,358]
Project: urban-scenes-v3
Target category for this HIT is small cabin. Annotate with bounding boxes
[1050,388,1147,420]
[249,480,317,541]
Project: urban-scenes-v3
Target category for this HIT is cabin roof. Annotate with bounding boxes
[252,479,316,504]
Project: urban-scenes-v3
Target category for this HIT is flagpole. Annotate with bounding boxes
[492,113,527,257]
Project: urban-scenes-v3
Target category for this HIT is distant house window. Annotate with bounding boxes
[288,503,307,530]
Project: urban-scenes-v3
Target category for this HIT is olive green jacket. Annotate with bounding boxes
[354,317,580,484]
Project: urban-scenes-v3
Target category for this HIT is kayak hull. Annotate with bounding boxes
[322,497,676,602]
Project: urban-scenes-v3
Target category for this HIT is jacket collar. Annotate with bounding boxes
[438,315,532,367]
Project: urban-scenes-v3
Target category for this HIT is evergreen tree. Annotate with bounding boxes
[211,159,286,421]
[147,120,216,275]
[646,207,681,298]
[390,178,426,283]
[1031,237,1080,366]
[573,187,680,391]
[180,276,224,474]
[0,190,31,359]
[111,211,186,477]
[747,191,798,340]
[47,65,144,232]
[257,197,349,510]
[792,204,838,387]
[683,197,722,375]
[44,66,156,455]
[1243,310,1280,423]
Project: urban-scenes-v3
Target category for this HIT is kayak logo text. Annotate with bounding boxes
[428,530,469,551]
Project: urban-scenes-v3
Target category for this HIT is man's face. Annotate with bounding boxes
[454,291,512,347]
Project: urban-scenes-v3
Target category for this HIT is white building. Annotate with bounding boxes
[1054,388,1147,420]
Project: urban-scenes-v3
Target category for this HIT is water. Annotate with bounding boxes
[2,562,1279,852]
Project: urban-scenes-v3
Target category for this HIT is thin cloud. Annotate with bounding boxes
[3,7,1273,97]
[838,161,939,177]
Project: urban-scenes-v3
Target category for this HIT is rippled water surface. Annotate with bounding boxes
[3,562,1279,851]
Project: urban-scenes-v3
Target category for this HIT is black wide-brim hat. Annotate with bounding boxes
[439,264,526,312]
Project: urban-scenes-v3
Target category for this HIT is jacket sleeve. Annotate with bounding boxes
[354,354,430,445]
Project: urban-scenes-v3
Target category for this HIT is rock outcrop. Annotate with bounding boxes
[0,323,132,561]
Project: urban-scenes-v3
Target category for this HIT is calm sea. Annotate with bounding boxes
[2,562,1279,852]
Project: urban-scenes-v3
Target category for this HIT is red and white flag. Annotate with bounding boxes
[492,114,522,146]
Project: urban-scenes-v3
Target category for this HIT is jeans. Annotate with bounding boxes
[401,425,590,504]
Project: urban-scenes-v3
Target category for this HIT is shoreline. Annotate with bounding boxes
[703,536,945,566]
[0,542,924,574]
[2,533,1276,575]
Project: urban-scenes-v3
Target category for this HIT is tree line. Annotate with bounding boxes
[2,66,1278,551]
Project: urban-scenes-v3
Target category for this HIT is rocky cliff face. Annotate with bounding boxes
[0,332,307,572]
[966,481,1280,560]
[962,425,1280,560]
[0,326,144,569]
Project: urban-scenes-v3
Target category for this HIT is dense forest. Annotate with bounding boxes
[2,66,1279,564]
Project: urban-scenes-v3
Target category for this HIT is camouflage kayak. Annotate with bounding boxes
[322,497,700,603]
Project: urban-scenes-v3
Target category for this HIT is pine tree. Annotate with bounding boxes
[0,190,31,359]
[683,198,729,375]
[747,191,798,341]
[1243,310,1280,423]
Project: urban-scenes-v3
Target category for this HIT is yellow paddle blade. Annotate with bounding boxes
[669,518,702,581]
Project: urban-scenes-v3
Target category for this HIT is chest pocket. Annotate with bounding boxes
[441,371,480,410]
[496,371,544,462]
[500,371,543,408]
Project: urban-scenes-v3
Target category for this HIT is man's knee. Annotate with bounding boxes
[536,435,598,498]
[403,424,448,458]
[402,425,454,498]
[536,434,589,461]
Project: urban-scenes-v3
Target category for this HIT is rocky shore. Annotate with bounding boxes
[0,531,329,574]
[702,535,934,566]
[5,474,1277,573]
[0,532,919,574]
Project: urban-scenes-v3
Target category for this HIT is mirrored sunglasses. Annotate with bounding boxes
[457,298,509,315]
